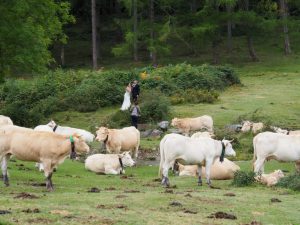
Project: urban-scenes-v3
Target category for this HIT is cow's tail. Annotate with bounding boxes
[252,135,258,171]
[158,136,167,177]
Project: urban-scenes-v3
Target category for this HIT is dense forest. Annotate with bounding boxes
[1,0,300,79]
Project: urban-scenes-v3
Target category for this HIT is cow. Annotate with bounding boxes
[0,115,13,126]
[95,126,140,159]
[253,131,300,174]
[159,134,236,187]
[241,121,264,134]
[255,170,284,187]
[271,126,300,136]
[85,151,135,175]
[171,115,213,136]
[0,125,90,191]
[191,131,214,139]
[47,120,95,143]
[177,158,240,180]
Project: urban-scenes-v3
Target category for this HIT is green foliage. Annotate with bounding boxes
[107,110,131,128]
[276,173,300,191]
[231,171,256,187]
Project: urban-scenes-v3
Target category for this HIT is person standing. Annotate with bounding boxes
[131,80,140,102]
[130,101,141,129]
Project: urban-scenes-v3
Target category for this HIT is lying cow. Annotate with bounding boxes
[255,170,284,187]
[177,158,240,180]
[159,134,236,187]
[191,131,214,139]
[0,115,13,126]
[95,126,140,159]
[171,115,213,136]
[85,151,135,175]
[271,126,300,136]
[241,121,264,134]
[253,132,300,174]
[47,120,95,143]
[0,125,90,191]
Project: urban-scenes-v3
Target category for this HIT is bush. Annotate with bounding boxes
[276,173,300,191]
[231,171,256,187]
[107,110,131,128]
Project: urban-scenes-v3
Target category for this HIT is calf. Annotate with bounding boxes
[255,170,284,187]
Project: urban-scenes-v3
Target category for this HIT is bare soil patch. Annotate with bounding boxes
[14,192,39,199]
[97,204,128,210]
[105,187,116,191]
[115,195,128,198]
[184,193,192,198]
[164,189,173,194]
[270,198,282,203]
[27,218,53,224]
[31,182,46,187]
[22,208,40,213]
[169,201,182,207]
[208,211,237,220]
[0,210,11,214]
[124,189,140,193]
[183,209,197,214]
[242,221,262,225]
[224,192,236,197]
[88,187,101,193]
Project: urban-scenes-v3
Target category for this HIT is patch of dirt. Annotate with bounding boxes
[143,182,159,187]
[166,185,177,189]
[115,195,128,198]
[124,190,140,193]
[169,201,182,207]
[27,218,53,224]
[96,204,128,210]
[16,164,24,167]
[31,182,46,187]
[0,210,11,214]
[50,210,71,216]
[14,192,39,199]
[271,198,282,203]
[183,209,197,214]
[224,193,236,197]
[242,221,262,225]
[105,187,116,191]
[22,208,40,213]
[164,189,173,194]
[88,187,101,193]
[120,174,135,179]
[184,193,192,198]
[152,178,162,182]
[209,185,221,189]
[207,211,237,220]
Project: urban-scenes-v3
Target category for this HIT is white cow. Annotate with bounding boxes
[0,115,13,126]
[253,132,300,174]
[95,126,140,159]
[47,120,94,143]
[191,131,214,139]
[271,126,300,136]
[241,121,264,134]
[85,151,135,175]
[159,134,236,187]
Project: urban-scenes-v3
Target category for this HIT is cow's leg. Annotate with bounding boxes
[43,161,54,191]
[197,164,202,186]
[161,162,170,187]
[133,145,139,159]
[105,167,120,175]
[205,159,213,187]
[254,157,265,175]
[1,155,10,186]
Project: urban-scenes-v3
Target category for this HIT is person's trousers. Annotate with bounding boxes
[131,115,138,129]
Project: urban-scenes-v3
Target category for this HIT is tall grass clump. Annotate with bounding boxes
[231,171,256,187]
[276,173,300,191]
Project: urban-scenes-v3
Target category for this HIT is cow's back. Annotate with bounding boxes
[190,115,213,131]
[116,127,139,150]
[0,115,13,126]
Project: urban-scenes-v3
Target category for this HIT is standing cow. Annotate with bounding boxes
[159,134,236,187]
[95,126,140,159]
[171,115,213,136]
[253,131,300,174]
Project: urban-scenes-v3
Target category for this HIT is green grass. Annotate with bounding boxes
[0,159,299,225]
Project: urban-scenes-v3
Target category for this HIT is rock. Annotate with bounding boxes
[137,124,151,131]
[149,129,163,138]
[141,129,153,138]
[168,128,181,134]
[225,124,242,132]
[158,121,169,130]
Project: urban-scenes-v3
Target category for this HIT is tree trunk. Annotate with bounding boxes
[60,44,65,67]
[279,0,291,54]
[226,4,232,53]
[149,0,156,65]
[91,0,97,70]
[133,0,138,61]
[247,35,259,61]
[212,40,220,64]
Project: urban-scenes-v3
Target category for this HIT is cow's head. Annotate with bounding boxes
[119,151,135,167]
[95,127,109,142]
[47,120,57,129]
[73,133,90,154]
[171,118,179,127]
[241,121,252,132]
[273,170,284,179]
[222,139,236,157]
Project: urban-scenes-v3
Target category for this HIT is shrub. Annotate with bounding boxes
[231,171,256,187]
[276,173,300,191]
[107,110,131,128]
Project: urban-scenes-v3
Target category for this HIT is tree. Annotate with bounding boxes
[91,0,98,69]
[0,0,74,79]
[279,0,291,54]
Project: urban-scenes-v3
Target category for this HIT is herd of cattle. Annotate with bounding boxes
[0,114,300,191]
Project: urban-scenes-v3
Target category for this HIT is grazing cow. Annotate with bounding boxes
[47,120,95,143]
[159,134,236,187]
[241,121,264,134]
[85,151,135,175]
[177,158,240,180]
[95,126,140,159]
[0,125,90,191]
[253,132,300,174]
[255,170,284,187]
[0,115,13,126]
[191,131,214,139]
[171,115,213,136]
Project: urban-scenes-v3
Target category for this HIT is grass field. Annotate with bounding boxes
[1,60,300,224]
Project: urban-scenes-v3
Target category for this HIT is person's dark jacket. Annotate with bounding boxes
[131,84,140,98]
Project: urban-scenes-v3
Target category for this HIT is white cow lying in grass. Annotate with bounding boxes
[0,115,13,126]
[255,170,284,187]
[171,115,213,136]
[0,125,90,191]
[159,134,236,187]
[85,152,135,175]
[253,132,300,174]
[271,126,300,136]
[47,120,95,143]
[177,158,240,180]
